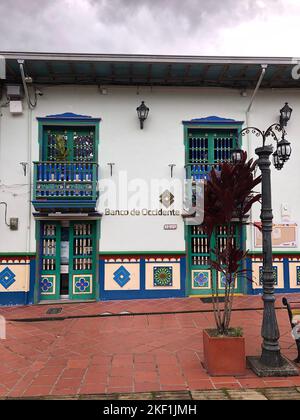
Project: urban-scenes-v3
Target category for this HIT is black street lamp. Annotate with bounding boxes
[277,134,292,162]
[232,103,298,377]
[280,102,293,127]
[231,146,244,164]
[136,101,149,129]
[272,150,284,171]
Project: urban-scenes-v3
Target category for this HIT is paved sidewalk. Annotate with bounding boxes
[0,294,292,321]
[0,295,300,398]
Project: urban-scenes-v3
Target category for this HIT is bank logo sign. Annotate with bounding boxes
[98,172,204,224]
[159,190,175,208]
[104,190,179,216]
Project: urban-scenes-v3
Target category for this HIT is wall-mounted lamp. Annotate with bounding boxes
[169,164,176,178]
[107,163,115,177]
[136,101,149,129]
[20,162,28,176]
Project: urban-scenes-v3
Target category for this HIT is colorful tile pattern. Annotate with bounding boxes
[73,275,92,294]
[75,278,90,292]
[0,267,16,289]
[193,270,210,288]
[259,266,278,286]
[40,275,55,295]
[113,266,131,288]
[153,266,173,287]
[219,273,236,289]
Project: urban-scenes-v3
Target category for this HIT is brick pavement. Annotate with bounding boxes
[0,295,300,398]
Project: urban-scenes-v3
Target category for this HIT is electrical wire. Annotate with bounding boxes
[0,184,28,188]
[18,61,37,109]
[0,202,10,227]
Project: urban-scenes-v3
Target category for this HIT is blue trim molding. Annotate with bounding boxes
[32,200,98,210]
[37,112,101,123]
[0,292,30,306]
[182,115,244,125]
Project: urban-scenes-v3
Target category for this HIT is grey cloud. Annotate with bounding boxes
[88,0,278,27]
[0,0,297,55]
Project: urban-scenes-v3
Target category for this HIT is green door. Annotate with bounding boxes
[69,221,97,300]
[186,128,244,296]
[40,222,61,300]
[39,221,97,301]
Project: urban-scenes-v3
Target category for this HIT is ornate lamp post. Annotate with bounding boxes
[232,103,298,376]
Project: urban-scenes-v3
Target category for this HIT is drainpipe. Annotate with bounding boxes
[245,64,268,251]
[26,108,32,253]
[18,60,34,303]
[24,107,33,305]
[246,65,268,115]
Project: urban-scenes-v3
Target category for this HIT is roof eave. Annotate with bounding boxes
[0,51,298,66]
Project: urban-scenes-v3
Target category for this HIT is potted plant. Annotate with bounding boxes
[50,135,70,181]
[54,135,69,161]
[202,152,262,376]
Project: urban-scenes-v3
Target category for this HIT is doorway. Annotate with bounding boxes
[39,221,97,301]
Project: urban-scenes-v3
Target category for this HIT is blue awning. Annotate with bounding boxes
[1,52,298,89]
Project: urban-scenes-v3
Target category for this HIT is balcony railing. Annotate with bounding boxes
[185,162,224,180]
[33,161,98,209]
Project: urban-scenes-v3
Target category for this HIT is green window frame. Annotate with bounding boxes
[183,117,246,296]
[37,114,101,163]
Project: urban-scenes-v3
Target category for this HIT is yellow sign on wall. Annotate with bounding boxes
[255,223,298,248]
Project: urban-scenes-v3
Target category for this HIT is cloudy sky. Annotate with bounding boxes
[0,0,299,56]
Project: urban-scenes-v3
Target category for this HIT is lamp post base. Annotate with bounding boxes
[247,356,299,377]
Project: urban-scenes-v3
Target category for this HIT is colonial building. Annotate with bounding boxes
[0,52,299,306]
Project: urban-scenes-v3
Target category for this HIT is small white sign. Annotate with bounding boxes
[164,224,177,230]
[61,241,69,263]
[60,265,69,274]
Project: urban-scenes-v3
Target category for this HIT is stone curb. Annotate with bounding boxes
[1,387,300,400]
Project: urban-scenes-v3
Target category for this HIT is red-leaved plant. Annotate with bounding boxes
[203,152,262,335]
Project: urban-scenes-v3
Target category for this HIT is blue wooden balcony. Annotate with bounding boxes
[32,161,98,211]
[185,162,222,180]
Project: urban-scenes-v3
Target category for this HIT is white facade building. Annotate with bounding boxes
[0,53,299,305]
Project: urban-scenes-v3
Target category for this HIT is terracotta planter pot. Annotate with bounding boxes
[203,329,246,376]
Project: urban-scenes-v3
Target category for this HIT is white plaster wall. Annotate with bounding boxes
[0,85,300,253]
[0,106,33,252]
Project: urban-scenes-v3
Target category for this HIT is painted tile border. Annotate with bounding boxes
[99,254,186,300]
[0,256,36,306]
[247,254,300,294]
